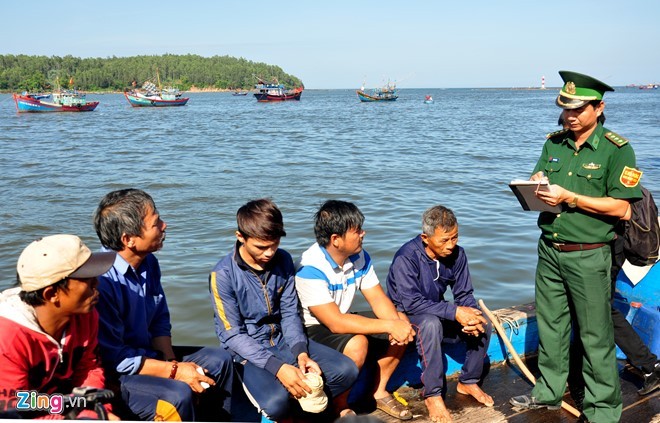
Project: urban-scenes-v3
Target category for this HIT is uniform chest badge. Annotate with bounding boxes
[582,162,601,170]
[549,157,559,163]
[620,166,643,188]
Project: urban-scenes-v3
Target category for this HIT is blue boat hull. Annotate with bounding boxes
[614,261,660,358]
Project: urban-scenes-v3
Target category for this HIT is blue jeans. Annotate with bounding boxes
[119,346,233,421]
[237,340,358,420]
[408,313,491,398]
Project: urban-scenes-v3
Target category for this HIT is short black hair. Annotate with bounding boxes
[17,275,70,307]
[237,198,286,241]
[314,200,364,246]
[588,100,606,124]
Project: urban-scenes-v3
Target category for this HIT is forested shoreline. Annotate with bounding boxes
[0,54,303,92]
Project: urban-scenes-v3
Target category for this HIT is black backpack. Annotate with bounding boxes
[623,185,660,266]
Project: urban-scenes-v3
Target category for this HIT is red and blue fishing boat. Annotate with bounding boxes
[12,90,99,113]
[253,77,303,102]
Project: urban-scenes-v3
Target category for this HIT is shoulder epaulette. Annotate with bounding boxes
[546,128,569,139]
[604,131,629,147]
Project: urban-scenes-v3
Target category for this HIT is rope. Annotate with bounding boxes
[493,309,521,344]
[479,299,581,418]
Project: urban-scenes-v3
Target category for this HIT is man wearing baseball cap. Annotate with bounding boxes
[510,71,643,422]
[0,234,117,419]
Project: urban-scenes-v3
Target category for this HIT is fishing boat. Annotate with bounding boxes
[232,90,249,96]
[253,77,303,102]
[12,90,99,113]
[124,89,189,107]
[356,81,398,102]
[424,95,434,104]
[124,71,189,107]
[639,83,659,90]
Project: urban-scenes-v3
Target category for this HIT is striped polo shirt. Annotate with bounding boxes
[295,242,380,327]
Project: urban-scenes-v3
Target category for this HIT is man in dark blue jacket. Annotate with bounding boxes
[95,188,233,421]
[386,205,492,422]
[209,199,358,421]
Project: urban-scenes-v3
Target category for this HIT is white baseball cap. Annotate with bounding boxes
[17,234,116,292]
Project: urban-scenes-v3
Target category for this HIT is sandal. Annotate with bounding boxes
[376,394,413,420]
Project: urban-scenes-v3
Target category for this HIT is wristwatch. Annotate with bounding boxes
[568,194,579,208]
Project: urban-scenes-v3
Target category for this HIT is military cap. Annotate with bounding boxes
[556,70,614,110]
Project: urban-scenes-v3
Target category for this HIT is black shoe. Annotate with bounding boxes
[509,395,561,410]
[638,363,660,395]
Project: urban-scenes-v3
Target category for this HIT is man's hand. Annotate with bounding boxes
[536,184,571,207]
[397,311,411,323]
[530,171,547,182]
[297,353,322,376]
[455,306,487,337]
[388,319,415,345]
[276,363,312,399]
[174,361,215,393]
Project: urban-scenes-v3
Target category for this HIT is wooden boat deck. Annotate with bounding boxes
[364,357,659,423]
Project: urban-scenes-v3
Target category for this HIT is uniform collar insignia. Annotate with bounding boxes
[582,162,601,170]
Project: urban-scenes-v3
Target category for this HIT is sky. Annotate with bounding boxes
[2,0,659,89]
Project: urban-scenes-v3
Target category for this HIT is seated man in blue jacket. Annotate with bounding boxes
[386,205,493,423]
[94,188,233,421]
[209,198,358,421]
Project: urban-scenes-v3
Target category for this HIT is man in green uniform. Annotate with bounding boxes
[509,71,643,423]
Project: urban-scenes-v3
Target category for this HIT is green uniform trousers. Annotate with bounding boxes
[532,239,622,423]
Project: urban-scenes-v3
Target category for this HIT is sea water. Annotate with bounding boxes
[0,88,658,345]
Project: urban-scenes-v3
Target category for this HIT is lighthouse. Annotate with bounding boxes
[541,76,546,90]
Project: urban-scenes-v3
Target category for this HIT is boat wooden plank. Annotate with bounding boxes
[368,358,659,423]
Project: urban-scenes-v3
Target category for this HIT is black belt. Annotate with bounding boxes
[544,239,607,252]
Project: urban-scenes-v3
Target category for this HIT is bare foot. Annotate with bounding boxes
[424,395,452,423]
[456,382,494,407]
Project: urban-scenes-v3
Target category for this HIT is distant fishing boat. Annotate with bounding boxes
[12,90,99,113]
[253,77,303,102]
[639,83,658,90]
[356,81,398,102]
[124,70,189,107]
[124,89,189,107]
[424,95,434,104]
[232,90,249,96]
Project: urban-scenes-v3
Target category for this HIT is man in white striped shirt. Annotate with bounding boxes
[295,200,415,420]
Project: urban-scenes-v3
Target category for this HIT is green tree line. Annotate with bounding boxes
[0,54,303,92]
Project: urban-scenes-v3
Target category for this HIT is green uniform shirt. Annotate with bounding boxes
[532,123,642,243]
